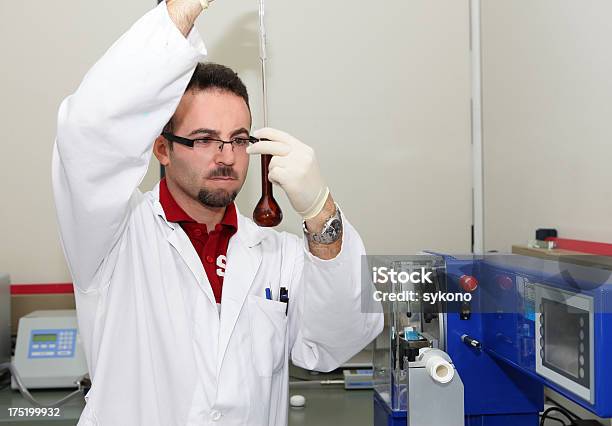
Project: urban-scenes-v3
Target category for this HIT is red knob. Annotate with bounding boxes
[496,275,513,290]
[459,275,478,292]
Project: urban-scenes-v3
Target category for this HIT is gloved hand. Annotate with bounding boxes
[247,128,330,220]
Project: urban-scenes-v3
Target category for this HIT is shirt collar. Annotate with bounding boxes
[159,178,238,231]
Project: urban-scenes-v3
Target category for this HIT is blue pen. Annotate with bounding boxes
[265,287,272,300]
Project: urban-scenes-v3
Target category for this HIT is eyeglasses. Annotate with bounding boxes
[162,132,259,152]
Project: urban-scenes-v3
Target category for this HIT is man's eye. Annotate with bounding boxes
[232,138,250,146]
[195,138,215,144]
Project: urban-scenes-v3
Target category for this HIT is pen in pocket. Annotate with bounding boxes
[279,287,289,315]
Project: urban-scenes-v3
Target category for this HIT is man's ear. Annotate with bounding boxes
[153,136,171,166]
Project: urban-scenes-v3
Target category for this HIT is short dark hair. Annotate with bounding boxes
[163,62,250,135]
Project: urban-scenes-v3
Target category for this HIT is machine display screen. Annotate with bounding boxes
[543,298,589,386]
[32,334,58,342]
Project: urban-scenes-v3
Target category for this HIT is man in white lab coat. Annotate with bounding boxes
[52,0,383,424]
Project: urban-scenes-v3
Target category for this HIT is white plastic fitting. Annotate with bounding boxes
[418,348,455,384]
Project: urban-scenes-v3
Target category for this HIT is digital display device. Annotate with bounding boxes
[32,334,57,343]
[543,299,582,379]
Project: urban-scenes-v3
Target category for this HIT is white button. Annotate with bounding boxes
[210,410,222,421]
[32,344,39,349]
[57,351,71,356]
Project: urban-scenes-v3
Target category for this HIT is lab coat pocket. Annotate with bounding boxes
[247,295,288,377]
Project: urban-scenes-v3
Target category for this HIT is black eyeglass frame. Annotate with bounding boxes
[162,132,260,151]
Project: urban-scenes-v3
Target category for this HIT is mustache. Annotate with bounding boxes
[207,166,239,179]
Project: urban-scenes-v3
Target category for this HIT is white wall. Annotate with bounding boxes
[1,0,472,283]
[0,0,162,283]
[481,3,612,421]
[216,0,473,255]
[482,0,612,252]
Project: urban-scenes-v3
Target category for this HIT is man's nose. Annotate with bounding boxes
[215,142,236,165]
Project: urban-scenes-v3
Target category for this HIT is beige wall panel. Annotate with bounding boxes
[482,1,612,251]
[1,0,472,283]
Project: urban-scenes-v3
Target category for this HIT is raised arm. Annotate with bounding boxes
[52,0,207,290]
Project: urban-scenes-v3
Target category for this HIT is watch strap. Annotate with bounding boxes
[303,203,343,244]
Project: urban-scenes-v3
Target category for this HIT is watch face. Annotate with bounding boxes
[322,218,342,242]
[328,219,342,236]
[304,206,343,244]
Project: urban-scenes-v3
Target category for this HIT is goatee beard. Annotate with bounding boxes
[198,189,237,208]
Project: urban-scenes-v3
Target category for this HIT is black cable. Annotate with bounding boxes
[539,413,569,426]
[540,407,576,426]
[546,407,575,424]
[545,397,582,421]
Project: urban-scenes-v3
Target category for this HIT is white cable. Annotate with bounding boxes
[0,362,85,408]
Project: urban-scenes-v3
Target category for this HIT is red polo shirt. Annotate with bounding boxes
[159,178,237,303]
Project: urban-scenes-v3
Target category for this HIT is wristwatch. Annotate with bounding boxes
[302,204,343,245]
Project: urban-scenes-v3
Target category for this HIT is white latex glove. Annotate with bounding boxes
[247,128,330,220]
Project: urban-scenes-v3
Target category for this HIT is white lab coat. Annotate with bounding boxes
[51,2,383,425]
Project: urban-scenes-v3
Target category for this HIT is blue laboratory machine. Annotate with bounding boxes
[372,249,612,425]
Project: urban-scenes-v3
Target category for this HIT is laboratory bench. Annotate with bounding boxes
[0,385,573,425]
[0,386,85,425]
[288,386,372,426]
[0,383,373,426]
